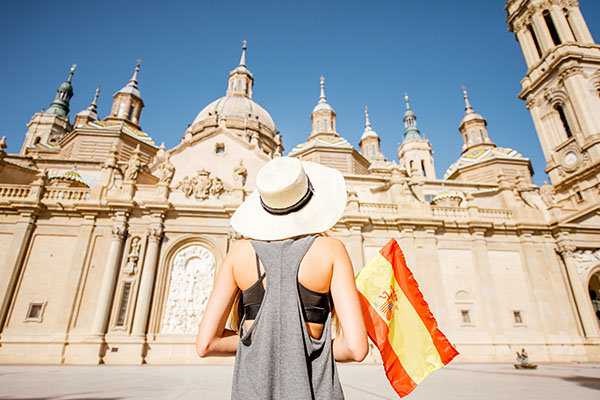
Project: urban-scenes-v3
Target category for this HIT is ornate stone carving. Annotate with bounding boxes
[111,225,126,240]
[161,245,216,334]
[157,155,176,184]
[574,249,600,278]
[148,227,163,242]
[557,242,576,257]
[123,236,141,275]
[176,169,227,200]
[123,145,146,181]
[0,136,7,159]
[539,181,556,208]
[233,160,247,188]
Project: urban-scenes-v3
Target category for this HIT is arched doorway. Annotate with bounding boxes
[589,271,600,327]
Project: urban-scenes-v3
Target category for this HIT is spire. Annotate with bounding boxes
[46,64,77,118]
[89,85,101,112]
[239,40,247,67]
[312,76,334,112]
[227,41,254,98]
[462,86,474,114]
[403,93,421,141]
[360,106,379,141]
[459,86,486,128]
[116,60,142,99]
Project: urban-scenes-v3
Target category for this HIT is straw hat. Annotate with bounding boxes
[231,157,347,240]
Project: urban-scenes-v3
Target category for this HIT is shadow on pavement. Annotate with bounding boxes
[561,376,600,391]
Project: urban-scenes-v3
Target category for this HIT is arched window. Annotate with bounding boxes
[371,144,376,155]
[324,119,329,132]
[528,24,543,58]
[316,120,320,132]
[555,104,573,138]
[543,10,562,46]
[421,160,426,176]
[470,130,477,143]
[127,105,135,120]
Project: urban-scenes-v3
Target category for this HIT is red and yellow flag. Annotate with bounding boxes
[355,239,458,397]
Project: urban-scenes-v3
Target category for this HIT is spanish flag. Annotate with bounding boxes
[355,239,458,397]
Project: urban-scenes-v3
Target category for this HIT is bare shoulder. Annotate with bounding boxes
[228,239,254,263]
[313,236,349,259]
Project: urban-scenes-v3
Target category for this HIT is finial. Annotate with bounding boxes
[0,136,7,151]
[67,64,77,83]
[239,40,247,67]
[365,106,371,128]
[404,92,411,110]
[462,85,473,112]
[130,60,141,84]
[319,75,326,102]
[92,84,101,106]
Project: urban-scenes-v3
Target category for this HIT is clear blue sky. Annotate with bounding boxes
[1,0,599,186]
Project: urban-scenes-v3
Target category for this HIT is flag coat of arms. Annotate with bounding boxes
[355,239,459,397]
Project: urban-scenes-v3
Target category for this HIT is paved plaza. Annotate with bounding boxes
[0,363,599,399]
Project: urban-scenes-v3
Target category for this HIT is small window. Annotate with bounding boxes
[25,302,46,322]
[127,105,135,120]
[564,9,578,42]
[513,311,523,324]
[479,129,484,140]
[528,24,543,58]
[324,119,329,132]
[470,130,477,142]
[116,283,132,327]
[555,105,573,138]
[461,310,471,324]
[543,10,562,46]
[421,160,426,176]
[575,190,584,202]
[316,120,320,132]
[215,143,225,155]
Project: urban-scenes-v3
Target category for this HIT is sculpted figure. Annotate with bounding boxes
[124,237,141,275]
[124,155,142,181]
[211,176,225,198]
[233,160,247,188]
[177,176,195,198]
[158,155,176,184]
[540,181,555,208]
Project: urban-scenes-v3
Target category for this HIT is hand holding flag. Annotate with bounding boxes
[355,239,459,397]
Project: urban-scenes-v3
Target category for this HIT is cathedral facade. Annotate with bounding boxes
[0,0,599,365]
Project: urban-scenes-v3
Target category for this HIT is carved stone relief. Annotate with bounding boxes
[574,249,600,279]
[123,237,141,275]
[176,169,227,199]
[161,245,216,334]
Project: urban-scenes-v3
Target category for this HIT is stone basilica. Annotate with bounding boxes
[0,0,599,365]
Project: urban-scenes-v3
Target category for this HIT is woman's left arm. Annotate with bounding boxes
[196,242,241,357]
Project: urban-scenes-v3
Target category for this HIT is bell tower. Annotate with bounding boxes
[506,0,600,203]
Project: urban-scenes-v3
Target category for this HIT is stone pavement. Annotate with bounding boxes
[0,363,599,399]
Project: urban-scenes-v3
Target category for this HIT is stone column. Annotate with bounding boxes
[531,12,554,53]
[569,7,594,44]
[556,238,600,338]
[549,5,575,42]
[0,212,37,332]
[471,227,503,336]
[562,71,600,136]
[91,213,128,336]
[516,28,539,67]
[131,223,163,336]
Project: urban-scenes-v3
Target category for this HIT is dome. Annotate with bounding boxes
[58,82,74,96]
[360,127,379,141]
[313,102,334,113]
[444,146,526,179]
[431,190,464,206]
[460,111,485,126]
[192,95,276,133]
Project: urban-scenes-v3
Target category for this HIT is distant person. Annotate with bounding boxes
[197,156,368,399]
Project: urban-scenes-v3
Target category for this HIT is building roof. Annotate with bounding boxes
[444,146,527,179]
[193,95,276,133]
[288,135,353,156]
[83,121,155,145]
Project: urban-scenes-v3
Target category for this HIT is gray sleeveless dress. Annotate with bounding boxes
[231,235,344,400]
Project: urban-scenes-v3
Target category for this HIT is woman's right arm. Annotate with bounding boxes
[329,238,368,362]
[196,241,241,357]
